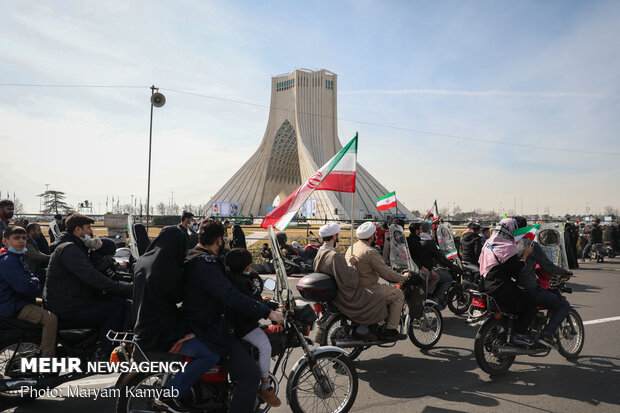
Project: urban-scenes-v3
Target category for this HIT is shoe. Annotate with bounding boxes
[354,331,378,342]
[537,335,558,349]
[382,329,407,341]
[259,387,282,407]
[511,333,535,347]
[153,396,191,412]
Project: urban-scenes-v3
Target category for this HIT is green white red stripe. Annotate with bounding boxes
[513,224,541,243]
[445,249,458,260]
[261,134,358,230]
[376,191,396,211]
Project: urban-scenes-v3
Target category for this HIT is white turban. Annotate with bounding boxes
[319,223,340,238]
[356,221,376,239]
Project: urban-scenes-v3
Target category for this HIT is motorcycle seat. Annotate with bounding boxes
[0,316,42,333]
[57,328,99,342]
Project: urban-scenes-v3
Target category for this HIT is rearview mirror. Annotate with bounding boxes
[264,278,276,291]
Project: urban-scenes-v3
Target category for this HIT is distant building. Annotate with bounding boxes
[205,69,413,220]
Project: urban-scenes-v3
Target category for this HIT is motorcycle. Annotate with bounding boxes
[300,224,443,361]
[469,275,584,376]
[443,262,480,315]
[605,242,617,259]
[590,243,604,262]
[110,226,358,413]
[0,316,101,403]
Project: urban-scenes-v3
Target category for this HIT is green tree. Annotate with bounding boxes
[39,190,73,214]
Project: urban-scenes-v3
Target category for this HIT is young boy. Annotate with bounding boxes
[0,225,58,357]
[225,248,281,408]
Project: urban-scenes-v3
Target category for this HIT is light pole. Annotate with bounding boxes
[146,85,166,231]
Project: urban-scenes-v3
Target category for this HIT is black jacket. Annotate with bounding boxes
[589,226,603,244]
[228,271,278,338]
[183,246,271,356]
[43,232,132,314]
[133,226,189,352]
[409,233,459,273]
[481,254,525,293]
[460,231,483,265]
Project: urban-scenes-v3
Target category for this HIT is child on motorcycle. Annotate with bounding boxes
[225,248,281,407]
[0,225,58,357]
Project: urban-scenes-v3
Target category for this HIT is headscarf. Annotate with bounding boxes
[230,224,247,249]
[132,226,189,351]
[479,218,518,277]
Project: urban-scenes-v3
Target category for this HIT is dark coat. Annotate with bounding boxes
[133,226,189,352]
[183,246,271,357]
[419,237,460,273]
[460,231,483,265]
[589,226,603,244]
[24,237,50,276]
[43,232,132,314]
[481,254,525,293]
[228,271,277,338]
[0,250,39,317]
[229,225,247,249]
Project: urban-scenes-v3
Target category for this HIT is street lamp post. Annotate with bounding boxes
[146,85,166,231]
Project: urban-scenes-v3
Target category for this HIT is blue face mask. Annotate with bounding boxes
[193,224,199,232]
[8,246,27,254]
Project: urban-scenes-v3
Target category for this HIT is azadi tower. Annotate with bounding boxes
[205,69,413,220]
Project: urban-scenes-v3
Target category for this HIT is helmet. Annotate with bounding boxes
[276,232,288,245]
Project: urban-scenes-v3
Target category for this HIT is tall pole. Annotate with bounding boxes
[350,192,355,252]
[146,85,155,231]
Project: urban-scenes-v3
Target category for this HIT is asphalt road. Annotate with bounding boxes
[4,258,620,413]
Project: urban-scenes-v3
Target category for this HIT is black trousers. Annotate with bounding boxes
[490,280,538,334]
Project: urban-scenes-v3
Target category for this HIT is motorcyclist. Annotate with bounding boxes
[582,218,603,261]
[461,222,483,265]
[313,223,387,341]
[345,221,409,341]
[410,222,460,308]
[479,218,537,347]
[43,214,132,358]
[276,232,297,257]
[513,217,572,348]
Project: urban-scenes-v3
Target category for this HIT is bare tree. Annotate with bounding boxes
[167,203,180,215]
[118,203,135,214]
[13,197,24,214]
[603,206,617,216]
[156,202,166,215]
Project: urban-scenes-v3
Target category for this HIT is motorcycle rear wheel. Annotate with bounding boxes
[116,372,168,413]
[407,304,443,349]
[446,286,472,315]
[474,318,515,376]
[288,351,358,413]
[557,308,585,359]
[325,315,365,361]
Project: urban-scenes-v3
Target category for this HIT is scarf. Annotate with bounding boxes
[420,232,433,241]
[479,218,518,277]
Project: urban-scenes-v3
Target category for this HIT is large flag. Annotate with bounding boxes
[260,134,358,230]
[377,191,397,211]
[513,224,541,244]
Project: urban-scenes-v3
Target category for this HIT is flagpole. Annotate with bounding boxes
[350,191,355,253]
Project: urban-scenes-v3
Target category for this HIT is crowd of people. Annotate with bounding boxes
[1,194,619,410]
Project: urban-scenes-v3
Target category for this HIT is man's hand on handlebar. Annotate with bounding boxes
[268,310,284,325]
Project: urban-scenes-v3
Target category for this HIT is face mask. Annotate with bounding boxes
[193,224,199,232]
[82,233,92,240]
[8,246,27,254]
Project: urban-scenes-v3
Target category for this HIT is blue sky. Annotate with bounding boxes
[1,0,619,216]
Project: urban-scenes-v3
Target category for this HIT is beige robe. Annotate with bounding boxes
[314,245,387,325]
[346,240,407,288]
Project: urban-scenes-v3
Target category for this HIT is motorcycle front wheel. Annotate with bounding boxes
[0,337,41,402]
[556,308,585,359]
[474,318,515,376]
[407,304,443,349]
[288,351,358,413]
[446,286,472,315]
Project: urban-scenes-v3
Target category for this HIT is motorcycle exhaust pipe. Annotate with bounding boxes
[2,379,37,391]
[494,345,546,356]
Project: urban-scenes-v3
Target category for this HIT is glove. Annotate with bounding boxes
[84,237,103,251]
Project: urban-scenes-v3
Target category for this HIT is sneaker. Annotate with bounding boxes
[537,335,558,349]
[382,329,407,341]
[511,333,535,347]
[153,396,191,413]
[259,387,282,407]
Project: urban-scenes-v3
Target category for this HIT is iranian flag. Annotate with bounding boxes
[445,249,458,260]
[376,191,397,211]
[260,134,358,230]
[513,224,541,244]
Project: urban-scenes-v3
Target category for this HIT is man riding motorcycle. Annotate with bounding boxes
[313,223,387,341]
[345,221,409,341]
[409,222,460,308]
